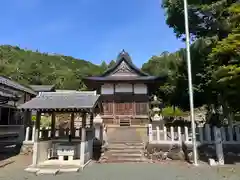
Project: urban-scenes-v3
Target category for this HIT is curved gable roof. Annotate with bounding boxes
[101,50,149,77]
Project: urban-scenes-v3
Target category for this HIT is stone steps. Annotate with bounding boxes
[100,141,145,163]
[110,153,142,158]
[107,144,143,150]
[109,149,142,154]
[100,158,146,163]
[101,127,146,163]
[108,142,144,145]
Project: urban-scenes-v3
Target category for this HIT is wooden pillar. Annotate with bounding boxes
[32,111,41,166]
[90,111,94,128]
[51,112,56,138]
[113,101,115,125]
[113,84,116,125]
[7,108,10,125]
[70,112,75,137]
[89,111,94,158]
[80,111,87,165]
[0,108,2,123]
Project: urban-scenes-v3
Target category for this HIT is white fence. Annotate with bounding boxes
[148,124,240,145]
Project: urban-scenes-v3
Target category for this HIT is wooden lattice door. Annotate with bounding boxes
[115,103,133,115]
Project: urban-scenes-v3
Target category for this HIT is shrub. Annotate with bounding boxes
[162,106,185,117]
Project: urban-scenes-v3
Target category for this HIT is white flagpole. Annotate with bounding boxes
[183,0,198,165]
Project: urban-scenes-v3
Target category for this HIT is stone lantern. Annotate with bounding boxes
[93,114,103,141]
[150,95,164,129]
[150,95,163,122]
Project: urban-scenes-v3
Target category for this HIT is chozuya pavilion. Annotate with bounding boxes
[18,91,100,173]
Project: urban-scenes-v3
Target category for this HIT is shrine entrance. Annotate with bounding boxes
[115,101,133,126]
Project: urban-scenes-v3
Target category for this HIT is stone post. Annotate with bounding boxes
[93,114,103,142]
[214,127,224,165]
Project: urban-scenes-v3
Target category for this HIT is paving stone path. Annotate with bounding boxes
[1,157,240,180]
[107,127,143,143]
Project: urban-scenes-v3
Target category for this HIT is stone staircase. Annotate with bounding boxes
[99,127,146,163]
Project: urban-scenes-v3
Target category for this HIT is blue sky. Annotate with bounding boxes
[0,0,185,67]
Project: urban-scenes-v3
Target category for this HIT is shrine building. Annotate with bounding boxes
[83,50,165,126]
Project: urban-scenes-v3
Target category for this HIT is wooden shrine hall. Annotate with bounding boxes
[84,50,165,126]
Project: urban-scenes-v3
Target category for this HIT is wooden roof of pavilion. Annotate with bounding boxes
[18,91,100,111]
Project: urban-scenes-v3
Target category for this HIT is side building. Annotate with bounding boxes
[0,76,37,126]
[83,50,166,126]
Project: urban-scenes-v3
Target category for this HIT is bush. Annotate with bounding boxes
[162,106,185,117]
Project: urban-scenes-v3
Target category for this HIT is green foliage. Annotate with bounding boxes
[40,116,51,128]
[31,115,51,127]
[162,106,185,117]
[162,0,236,40]
[210,27,240,61]
[142,39,214,110]
[0,45,108,90]
[108,60,116,68]
[160,0,240,120]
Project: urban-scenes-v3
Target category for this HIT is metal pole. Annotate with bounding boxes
[183,0,198,165]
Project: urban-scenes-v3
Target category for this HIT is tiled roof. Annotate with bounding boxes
[85,76,166,82]
[83,50,166,84]
[100,50,149,77]
[0,76,37,95]
[55,90,97,95]
[0,91,16,98]
[29,85,55,92]
[18,91,100,110]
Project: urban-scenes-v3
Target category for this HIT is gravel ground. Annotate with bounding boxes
[1,156,240,180]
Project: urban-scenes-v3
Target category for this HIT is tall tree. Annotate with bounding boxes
[162,0,240,124]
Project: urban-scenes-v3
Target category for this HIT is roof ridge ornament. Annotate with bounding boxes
[117,49,132,63]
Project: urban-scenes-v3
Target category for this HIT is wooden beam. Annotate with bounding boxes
[70,112,75,137]
[51,112,56,138]
[7,108,10,125]
[90,111,94,127]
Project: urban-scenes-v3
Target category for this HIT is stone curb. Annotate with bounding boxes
[25,166,81,175]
